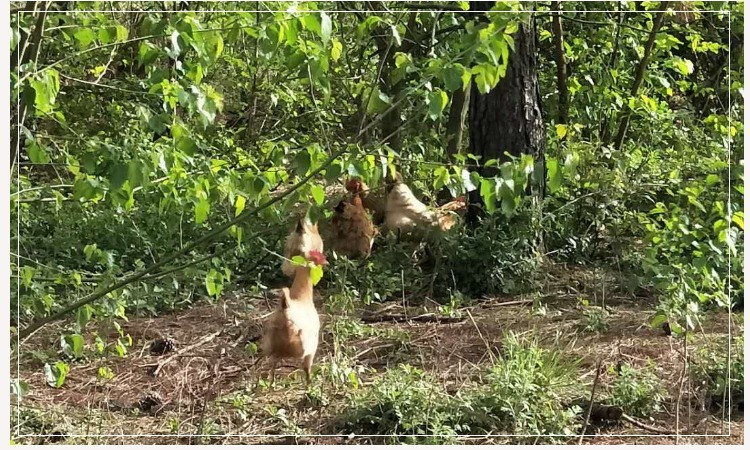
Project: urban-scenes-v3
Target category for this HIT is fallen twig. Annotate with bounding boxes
[579,360,603,444]
[622,414,672,434]
[466,310,496,364]
[360,313,464,324]
[146,330,223,377]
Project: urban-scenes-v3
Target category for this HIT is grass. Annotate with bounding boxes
[11,265,744,445]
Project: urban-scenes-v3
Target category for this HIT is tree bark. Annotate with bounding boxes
[612,1,670,150]
[446,84,470,157]
[11,1,49,168]
[467,11,546,222]
[551,1,569,125]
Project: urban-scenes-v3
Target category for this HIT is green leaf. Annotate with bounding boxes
[480,178,496,213]
[732,212,744,230]
[294,150,311,176]
[235,195,246,217]
[426,90,449,121]
[461,169,478,192]
[442,63,466,92]
[547,158,562,193]
[310,265,324,286]
[30,69,61,114]
[195,199,210,224]
[205,268,221,298]
[98,366,115,380]
[311,184,325,205]
[10,379,29,400]
[366,88,391,115]
[76,305,93,330]
[331,39,343,61]
[109,163,128,190]
[555,124,568,139]
[390,24,402,46]
[64,334,84,358]
[320,12,332,43]
[74,28,96,49]
[115,25,129,42]
[27,141,50,164]
[300,13,321,36]
[705,173,721,186]
[325,161,343,182]
[44,361,69,388]
[472,64,501,94]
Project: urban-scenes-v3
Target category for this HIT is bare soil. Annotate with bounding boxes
[11,264,744,445]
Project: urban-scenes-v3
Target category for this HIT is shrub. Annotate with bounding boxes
[341,364,464,444]
[608,362,666,417]
[693,332,744,410]
[465,332,582,439]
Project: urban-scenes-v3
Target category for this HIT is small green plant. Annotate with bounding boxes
[439,291,465,318]
[692,332,744,409]
[466,332,581,439]
[342,364,463,444]
[609,362,666,417]
[265,406,304,435]
[97,366,114,381]
[577,298,609,333]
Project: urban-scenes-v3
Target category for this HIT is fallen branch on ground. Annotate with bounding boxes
[360,313,465,324]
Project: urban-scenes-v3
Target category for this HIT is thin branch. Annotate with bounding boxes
[59,73,155,96]
[613,2,670,150]
[536,13,649,34]
[402,2,465,11]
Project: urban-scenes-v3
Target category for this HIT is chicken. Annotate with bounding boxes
[346,177,386,225]
[384,172,466,235]
[330,179,379,258]
[281,216,323,278]
[261,249,327,383]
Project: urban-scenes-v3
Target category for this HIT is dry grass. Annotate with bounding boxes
[11,265,743,445]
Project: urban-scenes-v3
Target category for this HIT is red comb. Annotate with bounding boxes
[307,249,328,265]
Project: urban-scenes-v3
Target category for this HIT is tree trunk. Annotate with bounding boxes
[446,84,470,157]
[612,1,670,150]
[467,15,546,222]
[551,1,569,125]
[11,1,49,168]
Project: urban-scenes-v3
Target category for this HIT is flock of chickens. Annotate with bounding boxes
[260,173,467,381]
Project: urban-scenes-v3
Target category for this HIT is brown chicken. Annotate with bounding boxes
[346,177,387,225]
[384,172,467,236]
[281,216,324,278]
[330,179,379,258]
[261,249,327,383]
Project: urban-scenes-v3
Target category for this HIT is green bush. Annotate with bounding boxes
[341,364,464,444]
[609,362,666,417]
[693,332,744,409]
[465,332,581,439]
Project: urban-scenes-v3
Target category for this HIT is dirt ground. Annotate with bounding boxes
[10,264,744,445]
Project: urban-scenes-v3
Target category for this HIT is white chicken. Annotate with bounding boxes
[384,172,466,236]
[281,217,324,278]
[261,249,327,382]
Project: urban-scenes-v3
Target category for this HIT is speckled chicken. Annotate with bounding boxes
[330,178,379,258]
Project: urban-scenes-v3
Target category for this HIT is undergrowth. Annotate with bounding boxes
[339,332,582,443]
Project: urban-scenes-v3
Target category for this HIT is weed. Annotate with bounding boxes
[692,332,744,410]
[577,298,609,333]
[341,364,464,443]
[465,332,581,439]
[608,362,666,418]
